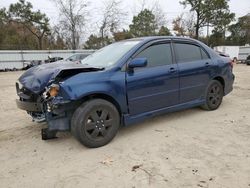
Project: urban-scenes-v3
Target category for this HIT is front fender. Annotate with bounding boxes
[59,70,128,113]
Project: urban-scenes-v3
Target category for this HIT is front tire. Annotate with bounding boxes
[71,99,120,148]
[201,80,224,111]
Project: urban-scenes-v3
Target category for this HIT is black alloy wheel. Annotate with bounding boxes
[201,80,224,111]
[85,108,114,141]
[71,99,120,148]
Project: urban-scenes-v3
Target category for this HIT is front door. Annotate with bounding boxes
[126,42,179,116]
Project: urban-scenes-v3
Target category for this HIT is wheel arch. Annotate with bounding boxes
[79,93,123,117]
[213,76,225,91]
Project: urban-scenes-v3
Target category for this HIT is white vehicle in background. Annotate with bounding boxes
[245,55,250,65]
[214,45,250,64]
[239,45,250,63]
[214,46,239,60]
[63,53,91,64]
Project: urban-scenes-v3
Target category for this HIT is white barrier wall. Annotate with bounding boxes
[0,50,95,69]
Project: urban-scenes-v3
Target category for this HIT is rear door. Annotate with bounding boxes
[126,41,179,115]
[173,41,212,103]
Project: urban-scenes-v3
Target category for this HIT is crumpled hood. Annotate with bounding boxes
[18,61,102,94]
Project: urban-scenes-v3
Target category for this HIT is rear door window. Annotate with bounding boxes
[174,43,203,63]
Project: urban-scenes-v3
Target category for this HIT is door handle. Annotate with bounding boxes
[169,67,176,73]
[205,62,210,67]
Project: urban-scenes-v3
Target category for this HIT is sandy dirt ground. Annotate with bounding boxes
[0,64,249,188]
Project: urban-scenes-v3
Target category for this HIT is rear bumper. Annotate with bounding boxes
[224,73,235,96]
[16,99,43,112]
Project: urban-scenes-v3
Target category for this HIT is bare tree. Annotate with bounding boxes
[53,0,89,49]
[131,0,167,30]
[52,25,67,49]
[138,0,147,11]
[185,13,196,37]
[131,0,147,14]
[98,0,127,46]
[173,13,196,37]
[151,1,167,29]
[172,14,186,36]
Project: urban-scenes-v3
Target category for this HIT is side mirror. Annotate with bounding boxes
[128,58,148,69]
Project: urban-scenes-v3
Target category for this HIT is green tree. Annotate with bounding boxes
[180,0,234,39]
[0,8,7,25]
[113,29,132,41]
[8,0,50,49]
[84,34,112,49]
[0,7,37,50]
[129,9,158,37]
[0,22,38,50]
[157,26,171,36]
[208,30,225,47]
[0,8,7,48]
[228,14,250,45]
[0,2,66,50]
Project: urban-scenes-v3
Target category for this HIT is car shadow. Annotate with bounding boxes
[118,107,205,136]
[41,107,210,149]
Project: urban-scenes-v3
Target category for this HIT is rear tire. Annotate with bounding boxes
[201,80,224,111]
[71,99,120,148]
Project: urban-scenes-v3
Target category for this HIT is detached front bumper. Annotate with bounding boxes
[16,99,43,112]
[16,81,44,113]
[15,82,77,132]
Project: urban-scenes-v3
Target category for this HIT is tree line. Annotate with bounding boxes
[0,0,249,50]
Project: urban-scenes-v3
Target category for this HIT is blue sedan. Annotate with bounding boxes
[16,37,235,148]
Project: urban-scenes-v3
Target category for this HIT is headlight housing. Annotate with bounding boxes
[17,80,23,90]
[48,84,60,97]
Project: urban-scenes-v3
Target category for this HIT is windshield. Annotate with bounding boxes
[81,41,140,68]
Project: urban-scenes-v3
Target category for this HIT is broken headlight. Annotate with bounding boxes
[43,84,60,99]
[48,84,60,97]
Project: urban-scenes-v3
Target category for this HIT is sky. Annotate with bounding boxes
[0,0,250,38]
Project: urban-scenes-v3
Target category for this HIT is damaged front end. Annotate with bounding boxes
[16,81,46,122]
[16,62,104,139]
[16,81,74,139]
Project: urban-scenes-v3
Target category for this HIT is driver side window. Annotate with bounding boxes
[135,43,173,68]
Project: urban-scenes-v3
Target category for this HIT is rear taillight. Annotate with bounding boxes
[229,60,234,68]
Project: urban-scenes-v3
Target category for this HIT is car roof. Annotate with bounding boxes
[126,36,200,43]
[123,36,218,60]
